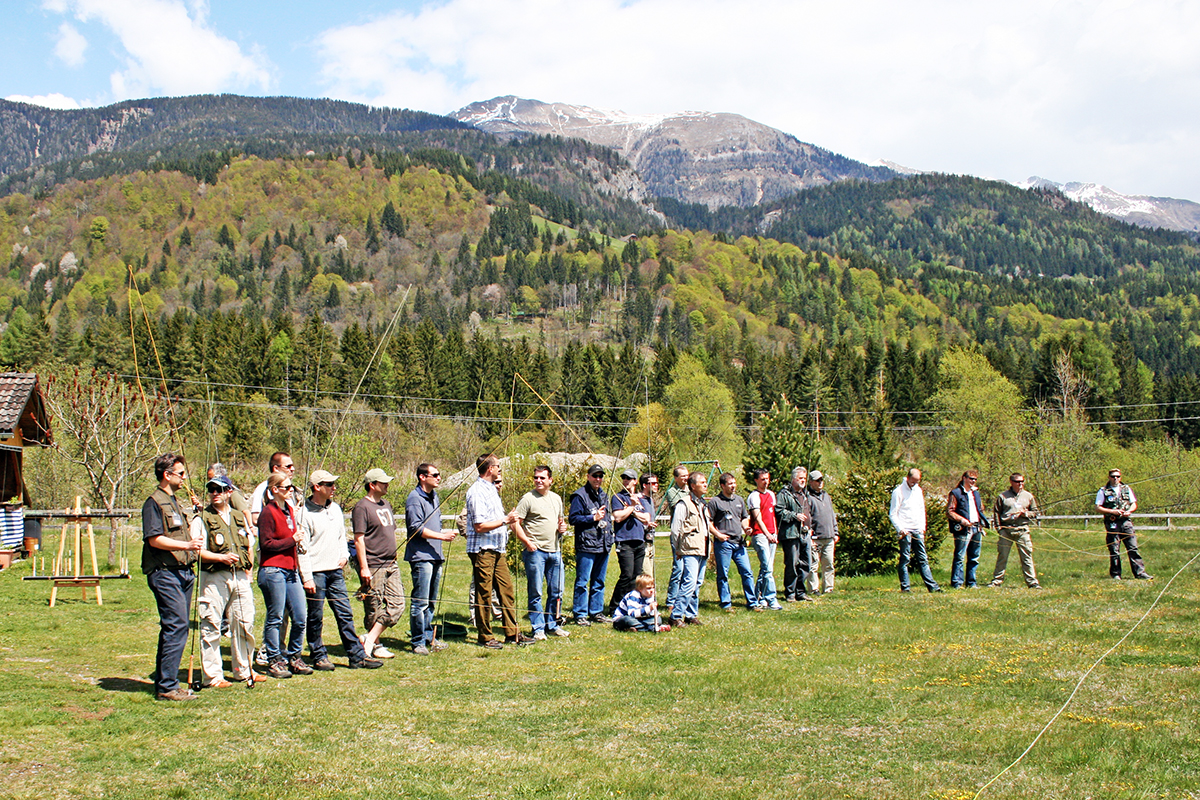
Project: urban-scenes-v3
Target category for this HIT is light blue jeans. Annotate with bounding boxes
[673,555,705,620]
[715,539,757,609]
[573,549,610,618]
[750,534,779,606]
[408,559,444,647]
[523,548,564,633]
[258,566,306,662]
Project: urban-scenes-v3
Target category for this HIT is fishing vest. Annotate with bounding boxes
[674,493,711,557]
[200,505,253,572]
[947,485,985,535]
[1099,484,1133,531]
[141,488,196,574]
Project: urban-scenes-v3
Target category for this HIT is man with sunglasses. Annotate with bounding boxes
[250,451,301,526]
[947,470,990,588]
[194,475,255,688]
[353,468,404,659]
[1096,469,1153,581]
[301,470,382,669]
[405,463,456,655]
[990,473,1041,589]
[142,453,203,700]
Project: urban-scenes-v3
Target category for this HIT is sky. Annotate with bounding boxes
[5,0,1200,202]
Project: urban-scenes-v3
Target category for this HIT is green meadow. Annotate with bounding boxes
[1,525,1197,800]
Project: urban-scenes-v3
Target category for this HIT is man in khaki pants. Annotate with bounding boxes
[990,473,1041,589]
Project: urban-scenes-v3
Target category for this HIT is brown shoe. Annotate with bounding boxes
[685,617,703,626]
[156,688,197,701]
[203,679,234,689]
[289,657,314,675]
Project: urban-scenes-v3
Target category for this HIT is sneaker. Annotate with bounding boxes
[930,587,945,593]
[156,688,197,701]
[254,648,269,667]
[989,581,1004,587]
[413,645,430,656]
[1111,575,1123,581]
[750,605,766,612]
[479,639,504,650]
[574,616,592,627]
[506,633,535,646]
[550,627,570,637]
[656,624,672,632]
[288,657,313,675]
[900,588,912,593]
[1134,574,1154,580]
[430,639,449,652]
[797,595,815,603]
[768,602,784,610]
[372,645,395,659]
[532,630,547,641]
[1028,584,1043,589]
[590,613,613,624]
[312,657,335,672]
[267,661,292,680]
[347,657,383,669]
[721,606,737,613]
[670,617,686,629]
[685,617,703,626]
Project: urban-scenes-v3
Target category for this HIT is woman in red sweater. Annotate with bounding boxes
[256,472,311,679]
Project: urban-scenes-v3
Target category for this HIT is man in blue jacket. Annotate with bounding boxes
[947,470,990,588]
[569,464,613,626]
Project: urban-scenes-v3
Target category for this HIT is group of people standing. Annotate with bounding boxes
[141,450,1154,701]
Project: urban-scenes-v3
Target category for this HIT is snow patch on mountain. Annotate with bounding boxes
[1017,176,1200,234]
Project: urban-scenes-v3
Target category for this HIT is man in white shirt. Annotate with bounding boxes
[889,468,942,593]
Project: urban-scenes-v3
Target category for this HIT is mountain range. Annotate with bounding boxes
[452,96,895,210]
[1015,177,1200,235]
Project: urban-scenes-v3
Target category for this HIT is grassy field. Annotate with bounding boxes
[1,525,1197,800]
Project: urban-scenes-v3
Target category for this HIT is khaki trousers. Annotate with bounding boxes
[991,529,1038,587]
[199,568,256,683]
[806,537,836,594]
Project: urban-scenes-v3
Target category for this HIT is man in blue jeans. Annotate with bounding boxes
[947,470,990,588]
[300,470,382,669]
[142,453,203,701]
[569,464,613,625]
[404,463,458,655]
[708,472,758,612]
[890,468,943,593]
[512,465,570,640]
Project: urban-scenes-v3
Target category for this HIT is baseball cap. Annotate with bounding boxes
[205,476,234,492]
[364,468,395,484]
[809,470,824,481]
[620,468,638,480]
[587,464,605,477]
[310,469,339,485]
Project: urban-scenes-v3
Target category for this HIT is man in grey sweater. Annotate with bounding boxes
[299,470,381,670]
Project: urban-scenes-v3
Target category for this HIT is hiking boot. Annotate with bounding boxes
[413,645,430,656]
[312,657,335,672]
[574,616,592,627]
[479,639,504,650]
[156,688,197,701]
[267,661,292,679]
[348,657,383,669]
[430,639,449,652]
[590,613,612,624]
[685,617,703,626]
[506,633,535,646]
[288,657,313,675]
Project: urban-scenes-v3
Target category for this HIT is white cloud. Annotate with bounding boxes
[313,0,1200,200]
[53,22,88,67]
[5,92,84,109]
[48,0,272,98]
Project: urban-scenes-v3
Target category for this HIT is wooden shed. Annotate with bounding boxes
[0,372,52,506]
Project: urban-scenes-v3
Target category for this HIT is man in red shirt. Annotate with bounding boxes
[747,468,783,610]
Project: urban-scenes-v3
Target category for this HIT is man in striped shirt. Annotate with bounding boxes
[465,455,532,649]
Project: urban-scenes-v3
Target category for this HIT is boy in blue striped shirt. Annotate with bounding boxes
[613,574,670,633]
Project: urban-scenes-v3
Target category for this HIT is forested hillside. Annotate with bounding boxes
[6,148,1200,515]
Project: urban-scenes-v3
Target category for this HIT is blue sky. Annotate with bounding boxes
[6,0,1200,203]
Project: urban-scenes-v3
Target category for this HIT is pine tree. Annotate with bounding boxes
[741,396,820,486]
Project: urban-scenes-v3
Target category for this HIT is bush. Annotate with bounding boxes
[834,465,947,576]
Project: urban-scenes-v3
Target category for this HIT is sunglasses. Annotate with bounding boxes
[425,472,441,479]
[318,481,336,487]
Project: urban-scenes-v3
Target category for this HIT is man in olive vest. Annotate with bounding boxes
[142,453,203,701]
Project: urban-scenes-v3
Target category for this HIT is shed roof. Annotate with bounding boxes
[0,373,52,446]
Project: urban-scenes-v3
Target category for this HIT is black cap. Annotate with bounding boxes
[587,464,605,477]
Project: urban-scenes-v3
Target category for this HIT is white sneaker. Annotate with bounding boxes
[550,627,571,637]
[372,644,395,659]
[532,630,547,641]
